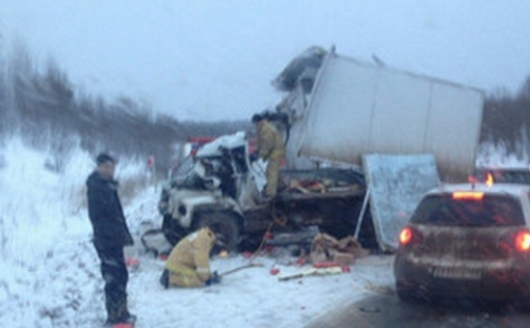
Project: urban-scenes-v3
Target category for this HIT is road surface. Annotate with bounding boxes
[305,293,530,328]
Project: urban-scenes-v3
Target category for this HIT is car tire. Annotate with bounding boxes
[395,282,419,303]
[516,297,530,312]
[193,211,241,255]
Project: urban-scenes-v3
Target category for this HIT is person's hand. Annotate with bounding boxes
[212,271,222,283]
[205,271,222,286]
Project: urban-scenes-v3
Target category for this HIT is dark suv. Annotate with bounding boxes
[394,183,530,303]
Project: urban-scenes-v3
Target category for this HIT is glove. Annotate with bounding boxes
[249,152,259,163]
[160,269,169,289]
[205,271,222,286]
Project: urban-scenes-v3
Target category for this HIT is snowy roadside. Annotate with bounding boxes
[1,186,395,328]
[127,253,394,328]
[123,187,396,328]
[0,182,395,328]
[0,139,148,327]
[0,139,395,327]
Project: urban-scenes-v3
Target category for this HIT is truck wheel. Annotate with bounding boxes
[162,215,186,246]
[194,212,240,254]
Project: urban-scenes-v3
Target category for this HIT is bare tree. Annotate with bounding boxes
[481,76,530,161]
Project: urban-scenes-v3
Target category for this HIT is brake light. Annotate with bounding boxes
[515,230,530,252]
[452,191,484,200]
[399,227,413,245]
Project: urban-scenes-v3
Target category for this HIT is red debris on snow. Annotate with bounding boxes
[113,324,134,328]
[125,258,140,268]
[312,261,340,269]
[296,257,306,266]
[270,268,280,275]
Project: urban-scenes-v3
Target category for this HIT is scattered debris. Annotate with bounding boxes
[310,233,369,266]
[125,258,140,271]
[264,227,319,249]
[278,267,343,281]
[364,281,395,296]
[219,262,264,277]
[270,268,280,276]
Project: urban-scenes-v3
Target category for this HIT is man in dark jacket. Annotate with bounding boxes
[86,153,135,325]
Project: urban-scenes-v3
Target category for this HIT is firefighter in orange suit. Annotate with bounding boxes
[160,227,221,288]
[250,114,286,198]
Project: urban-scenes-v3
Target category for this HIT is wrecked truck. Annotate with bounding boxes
[157,132,376,253]
[157,46,485,254]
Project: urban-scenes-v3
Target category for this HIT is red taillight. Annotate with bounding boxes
[399,227,413,245]
[515,230,530,252]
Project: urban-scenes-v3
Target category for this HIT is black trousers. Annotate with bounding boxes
[95,245,129,320]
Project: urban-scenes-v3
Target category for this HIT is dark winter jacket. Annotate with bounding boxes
[86,171,134,248]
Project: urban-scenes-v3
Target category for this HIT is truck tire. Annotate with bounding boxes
[162,214,186,246]
[193,212,240,254]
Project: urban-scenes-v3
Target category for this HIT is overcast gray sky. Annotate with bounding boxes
[2,0,530,121]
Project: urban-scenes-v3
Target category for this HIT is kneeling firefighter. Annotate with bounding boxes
[160,227,221,288]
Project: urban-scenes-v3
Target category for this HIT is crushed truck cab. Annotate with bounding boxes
[158,132,255,252]
[157,132,375,253]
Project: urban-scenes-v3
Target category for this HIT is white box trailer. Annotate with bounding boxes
[293,48,485,182]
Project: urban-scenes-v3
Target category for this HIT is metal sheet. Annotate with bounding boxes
[299,55,378,164]
[363,154,440,251]
[297,53,484,182]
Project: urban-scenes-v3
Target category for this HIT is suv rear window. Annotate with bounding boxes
[410,194,525,227]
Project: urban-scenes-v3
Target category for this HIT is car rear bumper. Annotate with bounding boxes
[394,256,530,300]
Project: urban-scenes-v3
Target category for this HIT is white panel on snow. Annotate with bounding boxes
[363,154,440,251]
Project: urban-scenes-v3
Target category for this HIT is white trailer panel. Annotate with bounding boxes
[297,52,484,181]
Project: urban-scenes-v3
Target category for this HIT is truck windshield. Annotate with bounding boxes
[410,194,525,227]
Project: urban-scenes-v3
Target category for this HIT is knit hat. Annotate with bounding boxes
[96,153,115,165]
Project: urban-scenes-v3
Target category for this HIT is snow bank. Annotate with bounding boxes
[0,137,147,327]
[477,142,530,168]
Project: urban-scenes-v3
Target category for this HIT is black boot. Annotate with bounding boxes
[104,301,121,325]
[105,301,136,325]
[117,302,137,324]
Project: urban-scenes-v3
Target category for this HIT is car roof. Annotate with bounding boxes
[426,183,530,198]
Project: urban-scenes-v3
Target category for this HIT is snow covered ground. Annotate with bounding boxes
[128,254,394,328]
[0,138,142,327]
[0,139,395,327]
